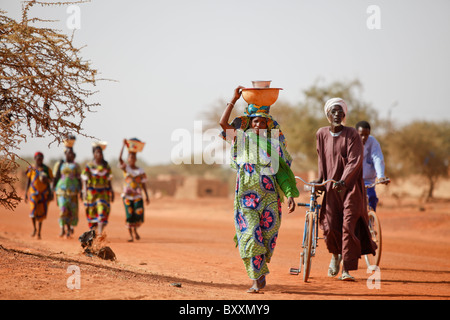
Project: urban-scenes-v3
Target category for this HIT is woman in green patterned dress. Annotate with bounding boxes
[220,86,299,293]
[53,147,82,238]
[81,143,115,234]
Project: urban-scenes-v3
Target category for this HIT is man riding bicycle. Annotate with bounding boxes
[355,121,390,211]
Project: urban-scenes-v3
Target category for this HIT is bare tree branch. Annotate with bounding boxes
[0,1,102,209]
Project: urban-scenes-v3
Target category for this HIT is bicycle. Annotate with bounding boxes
[364,178,390,269]
[289,176,339,282]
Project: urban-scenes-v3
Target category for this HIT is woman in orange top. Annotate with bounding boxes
[25,152,54,239]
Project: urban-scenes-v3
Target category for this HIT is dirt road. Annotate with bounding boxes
[0,195,449,301]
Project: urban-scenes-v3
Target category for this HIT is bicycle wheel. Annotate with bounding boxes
[365,210,382,269]
[302,212,314,282]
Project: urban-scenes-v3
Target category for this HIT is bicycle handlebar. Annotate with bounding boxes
[297,202,310,207]
[296,176,391,189]
[365,178,391,188]
[295,176,339,187]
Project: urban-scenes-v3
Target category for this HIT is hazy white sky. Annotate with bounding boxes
[3,0,450,165]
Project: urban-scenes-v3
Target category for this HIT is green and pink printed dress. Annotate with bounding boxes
[224,111,298,281]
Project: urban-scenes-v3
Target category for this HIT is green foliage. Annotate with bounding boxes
[272,79,379,171]
[382,121,450,200]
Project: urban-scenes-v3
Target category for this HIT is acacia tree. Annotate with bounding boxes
[271,79,379,171]
[0,1,100,210]
[384,121,450,201]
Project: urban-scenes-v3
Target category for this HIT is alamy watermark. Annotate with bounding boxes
[366,265,381,289]
[66,5,81,30]
[170,121,280,175]
[367,5,381,30]
[66,265,81,290]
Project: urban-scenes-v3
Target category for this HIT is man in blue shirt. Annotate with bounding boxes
[355,121,389,211]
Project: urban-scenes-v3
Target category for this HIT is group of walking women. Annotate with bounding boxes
[24,83,381,294]
[24,139,150,242]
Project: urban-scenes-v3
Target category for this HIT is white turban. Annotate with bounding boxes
[324,98,348,125]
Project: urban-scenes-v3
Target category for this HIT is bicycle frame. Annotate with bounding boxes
[298,185,321,260]
[364,178,390,268]
[290,177,338,281]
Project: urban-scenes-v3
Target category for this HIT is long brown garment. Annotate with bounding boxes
[316,126,376,271]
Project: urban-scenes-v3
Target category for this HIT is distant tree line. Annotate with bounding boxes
[202,79,450,201]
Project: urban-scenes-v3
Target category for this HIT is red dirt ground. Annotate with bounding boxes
[0,193,449,301]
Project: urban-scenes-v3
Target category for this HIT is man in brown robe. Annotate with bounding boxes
[314,98,376,280]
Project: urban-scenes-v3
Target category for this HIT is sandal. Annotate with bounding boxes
[247,287,259,293]
[327,254,342,277]
[257,275,266,290]
[339,270,355,281]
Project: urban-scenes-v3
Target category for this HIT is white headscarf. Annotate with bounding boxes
[324,98,348,125]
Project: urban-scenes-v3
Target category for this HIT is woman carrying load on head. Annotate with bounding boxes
[81,141,115,235]
[53,143,82,239]
[25,152,54,239]
[220,85,298,293]
[119,138,150,242]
